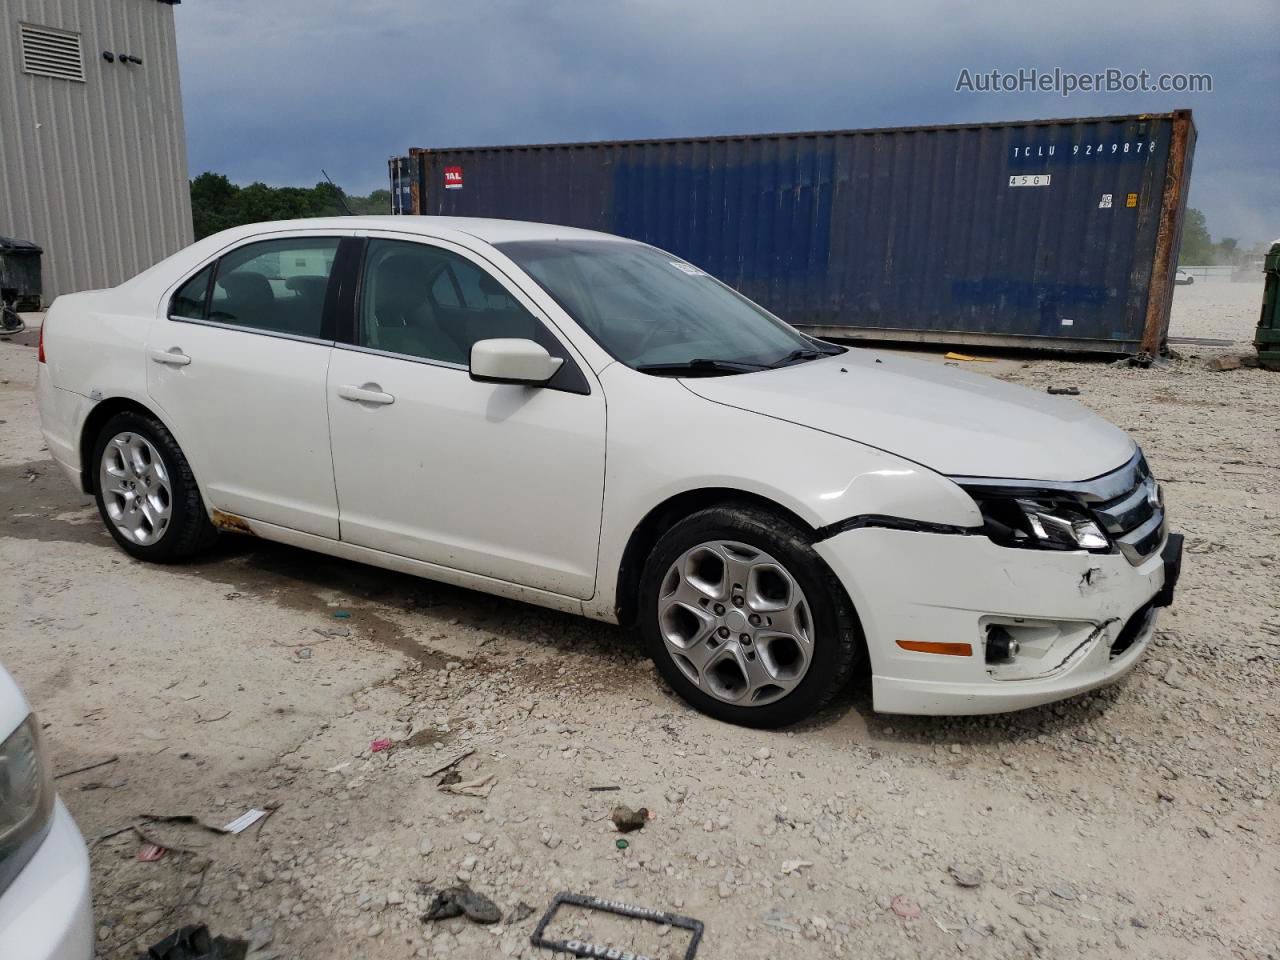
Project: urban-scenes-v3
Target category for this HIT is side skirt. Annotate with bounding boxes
[234,516,602,621]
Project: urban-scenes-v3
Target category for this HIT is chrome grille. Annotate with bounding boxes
[1086,453,1166,565]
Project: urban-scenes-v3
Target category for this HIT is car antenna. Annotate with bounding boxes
[321,169,354,216]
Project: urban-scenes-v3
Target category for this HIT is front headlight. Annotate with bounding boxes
[0,715,55,898]
[969,493,1110,552]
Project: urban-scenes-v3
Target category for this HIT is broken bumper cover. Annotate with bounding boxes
[815,526,1174,716]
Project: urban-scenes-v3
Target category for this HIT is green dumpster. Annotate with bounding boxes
[1257,241,1280,371]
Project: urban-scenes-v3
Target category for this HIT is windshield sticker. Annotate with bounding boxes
[670,261,707,276]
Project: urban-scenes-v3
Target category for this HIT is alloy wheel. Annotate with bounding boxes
[657,540,813,706]
[99,432,173,545]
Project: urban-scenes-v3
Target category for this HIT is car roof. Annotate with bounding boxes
[225,216,631,246]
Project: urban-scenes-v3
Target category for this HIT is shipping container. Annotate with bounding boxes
[390,110,1195,354]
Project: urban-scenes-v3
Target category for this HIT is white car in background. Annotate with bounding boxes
[1174,268,1194,285]
[0,665,93,959]
[36,217,1181,726]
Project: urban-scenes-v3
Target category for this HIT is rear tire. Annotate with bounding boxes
[639,505,861,728]
[92,411,216,562]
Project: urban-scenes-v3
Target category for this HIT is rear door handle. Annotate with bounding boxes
[149,347,191,367]
[337,383,395,406]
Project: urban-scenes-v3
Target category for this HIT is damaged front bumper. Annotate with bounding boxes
[815,526,1181,716]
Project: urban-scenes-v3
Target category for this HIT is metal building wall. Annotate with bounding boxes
[0,0,192,303]
[399,112,1195,354]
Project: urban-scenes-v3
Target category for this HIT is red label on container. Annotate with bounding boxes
[444,166,463,190]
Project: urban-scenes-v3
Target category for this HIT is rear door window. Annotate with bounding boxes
[205,238,341,339]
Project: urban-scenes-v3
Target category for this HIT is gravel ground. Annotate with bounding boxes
[1,279,1276,960]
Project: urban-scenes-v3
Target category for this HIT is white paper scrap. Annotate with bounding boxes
[222,808,269,834]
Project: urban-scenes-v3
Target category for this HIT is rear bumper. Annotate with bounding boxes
[816,526,1177,715]
[35,367,88,488]
[0,800,94,960]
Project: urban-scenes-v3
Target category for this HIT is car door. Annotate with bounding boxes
[147,233,350,538]
[326,234,606,599]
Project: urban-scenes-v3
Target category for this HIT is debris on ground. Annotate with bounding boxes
[440,773,496,797]
[588,784,621,792]
[369,738,392,753]
[141,924,249,960]
[1047,385,1081,395]
[1205,353,1244,371]
[221,808,270,834]
[780,858,813,875]
[944,351,995,362]
[332,610,351,619]
[948,863,983,887]
[420,884,502,924]
[530,892,705,959]
[611,804,649,832]
[890,895,922,919]
[508,901,535,924]
[423,748,475,777]
[54,755,119,780]
[136,842,167,862]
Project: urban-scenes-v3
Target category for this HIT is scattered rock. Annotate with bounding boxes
[508,901,535,924]
[1052,883,1079,901]
[611,805,649,833]
[780,859,813,876]
[948,864,983,888]
[1205,353,1243,372]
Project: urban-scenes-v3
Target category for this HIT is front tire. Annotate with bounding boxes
[92,411,216,562]
[639,505,862,728]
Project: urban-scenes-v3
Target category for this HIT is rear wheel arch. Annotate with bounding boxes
[78,398,190,495]
[614,488,822,627]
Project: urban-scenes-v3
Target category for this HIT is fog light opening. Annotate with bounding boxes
[985,625,1021,664]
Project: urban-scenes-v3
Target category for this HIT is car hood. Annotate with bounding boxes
[681,350,1135,482]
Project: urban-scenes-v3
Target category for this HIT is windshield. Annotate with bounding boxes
[496,240,841,374]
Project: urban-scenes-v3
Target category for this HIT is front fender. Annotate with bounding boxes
[588,365,981,620]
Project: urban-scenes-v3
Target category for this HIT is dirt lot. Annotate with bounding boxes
[1,280,1276,960]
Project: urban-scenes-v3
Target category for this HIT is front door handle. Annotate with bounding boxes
[149,347,191,366]
[337,383,395,406]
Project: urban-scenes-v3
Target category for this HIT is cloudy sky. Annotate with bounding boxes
[176,0,1277,245]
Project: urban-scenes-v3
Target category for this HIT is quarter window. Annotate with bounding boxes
[207,238,340,338]
[170,265,213,320]
[358,239,547,365]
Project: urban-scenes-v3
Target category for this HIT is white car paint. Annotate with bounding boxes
[0,666,93,960]
[37,216,1175,716]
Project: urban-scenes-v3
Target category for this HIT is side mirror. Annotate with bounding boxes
[469,338,564,386]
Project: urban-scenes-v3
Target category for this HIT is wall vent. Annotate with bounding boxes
[19,24,86,82]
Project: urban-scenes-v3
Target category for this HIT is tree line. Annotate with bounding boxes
[190,173,390,240]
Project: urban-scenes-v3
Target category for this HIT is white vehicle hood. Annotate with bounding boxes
[681,349,1135,482]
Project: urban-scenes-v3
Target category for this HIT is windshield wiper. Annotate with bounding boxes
[770,345,842,368]
[635,358,769,376]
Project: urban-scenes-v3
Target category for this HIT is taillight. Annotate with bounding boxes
[38,320,46,363]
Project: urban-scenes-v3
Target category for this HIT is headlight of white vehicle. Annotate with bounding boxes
[0,715,55,898]
[968,493,1110,552]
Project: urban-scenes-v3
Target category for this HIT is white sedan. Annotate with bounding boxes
[0,665,93,959]
[36,217,1181,725]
